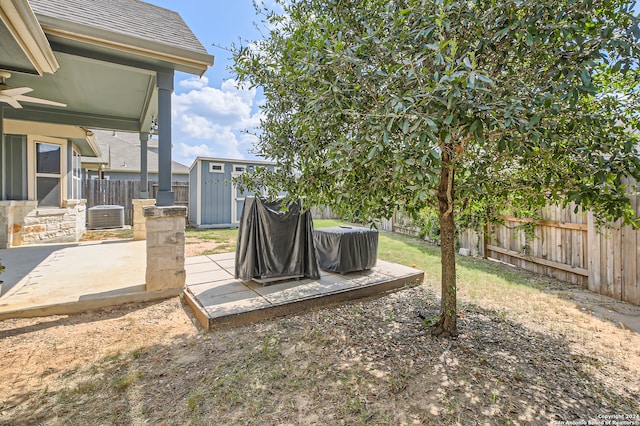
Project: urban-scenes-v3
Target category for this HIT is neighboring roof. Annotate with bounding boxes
[190,156,277,172]
[28,0,214,76]
[84,129,189,174]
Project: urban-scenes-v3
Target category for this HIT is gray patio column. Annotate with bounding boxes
[156,70,174,206]
[0,106,4,200]
[139,132,149,199]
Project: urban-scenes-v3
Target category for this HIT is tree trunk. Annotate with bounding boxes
[431,159,458,338]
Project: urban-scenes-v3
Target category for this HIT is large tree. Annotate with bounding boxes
[234,0,640,337]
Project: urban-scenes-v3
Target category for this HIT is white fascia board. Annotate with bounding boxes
[37,16,214,76]
[4,119,100,156]
[0,0,59,74]
[196,156,277,166]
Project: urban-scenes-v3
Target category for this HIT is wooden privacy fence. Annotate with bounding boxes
[459,205,590,286]
[309,205,339,220]
[83,180,189,225]
[459,198,640,306]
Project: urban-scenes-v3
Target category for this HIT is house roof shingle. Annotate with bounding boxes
[28,0,210,59]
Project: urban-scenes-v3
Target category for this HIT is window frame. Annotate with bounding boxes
[209,162,225,174]
[71,146,82,200]
[27,135,68,208]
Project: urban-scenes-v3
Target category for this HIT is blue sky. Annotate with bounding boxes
[146,0,267,166]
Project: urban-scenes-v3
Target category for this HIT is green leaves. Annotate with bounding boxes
[233,0,640,227]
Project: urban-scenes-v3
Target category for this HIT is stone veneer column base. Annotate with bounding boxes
[144,206,187,292]
[132,199,157,240]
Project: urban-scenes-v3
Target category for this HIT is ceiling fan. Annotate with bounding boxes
[0,71,66,109]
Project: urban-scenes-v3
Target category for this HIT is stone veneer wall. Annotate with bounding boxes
[132,199,157,240]
[0,200,87,248]
[144,206,186,291]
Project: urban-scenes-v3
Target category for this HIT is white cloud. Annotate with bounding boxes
[179,76,209,90]
[170,77,263,166]
[173,82,258,128]
[176,141,242,163]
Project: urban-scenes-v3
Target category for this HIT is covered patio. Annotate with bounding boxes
[1,0,214,248]
[1,0,215,301]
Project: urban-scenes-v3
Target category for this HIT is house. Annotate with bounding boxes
[82,129,189,182]
[189,157,277,228]
[0,0,214,247]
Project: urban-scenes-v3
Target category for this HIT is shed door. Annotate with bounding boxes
[231,166,248,224]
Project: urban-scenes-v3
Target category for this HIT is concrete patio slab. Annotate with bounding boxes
[186,262,224,274]
[0,240,180,320]
[207,252,235,261]
[186,269,234,286]
[185,255,213,265]
[183,254,424,330]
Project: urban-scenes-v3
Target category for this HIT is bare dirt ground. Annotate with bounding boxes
[1,234,639,425]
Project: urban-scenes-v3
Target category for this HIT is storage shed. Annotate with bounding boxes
[189,157,277,227]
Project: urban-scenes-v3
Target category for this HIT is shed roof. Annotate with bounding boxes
[190,156,276,172]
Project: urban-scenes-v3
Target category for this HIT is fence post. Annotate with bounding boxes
[483,222,489,259]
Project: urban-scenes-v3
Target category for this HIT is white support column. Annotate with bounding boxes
[156,70,174,206]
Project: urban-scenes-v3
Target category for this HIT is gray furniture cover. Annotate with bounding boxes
[313,226,378,273]
[235,197,320,281]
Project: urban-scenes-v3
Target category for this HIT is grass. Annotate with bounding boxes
[185,227,238,255]
[185,227,238,242]
[182,219,552,314]
[80,228,133,241]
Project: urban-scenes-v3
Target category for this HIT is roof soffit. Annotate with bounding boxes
[0,0,59,74]
[4,118,101,156]
[2,49,159,133]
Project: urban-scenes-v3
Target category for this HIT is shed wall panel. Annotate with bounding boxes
[196,160,277,226]
[201,161,232,225]
[189,166,198,225]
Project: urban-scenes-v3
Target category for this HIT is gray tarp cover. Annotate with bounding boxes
[313,226,378,274]
[235,197,320,281]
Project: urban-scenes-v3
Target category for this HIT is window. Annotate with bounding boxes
[209,163,224,173]
[233,165,246,173]
[36,143,61,207]
[71,148,82,200]
[25,136,68,207]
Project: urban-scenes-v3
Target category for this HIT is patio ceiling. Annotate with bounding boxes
[1,0,213,137]
[2,50,160,132]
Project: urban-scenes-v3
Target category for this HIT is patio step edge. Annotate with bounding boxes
[182,287,212,331]
[0,288,182,320]
[204,271,425,331]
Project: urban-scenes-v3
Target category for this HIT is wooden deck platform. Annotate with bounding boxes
[183,253,424,330]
